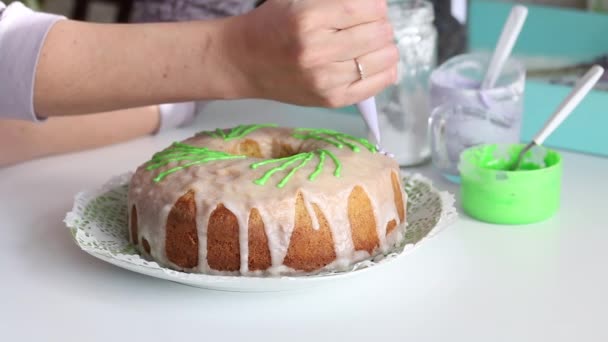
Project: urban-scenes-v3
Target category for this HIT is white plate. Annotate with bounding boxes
[65,172,457,292]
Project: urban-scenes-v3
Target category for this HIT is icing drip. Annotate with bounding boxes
[204,124,278,141]
[301,193,320,230]
[146,142,246,182]
[293,128,378,153]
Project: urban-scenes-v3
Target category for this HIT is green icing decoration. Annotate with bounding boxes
[317,149,341,178]
[204,124,278,141]
[148,126,367,187]
[250,149,341,188]
[293,128,377,153]
[146,142,245,182]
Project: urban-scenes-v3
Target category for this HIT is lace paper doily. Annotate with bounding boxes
[64,172,457,291]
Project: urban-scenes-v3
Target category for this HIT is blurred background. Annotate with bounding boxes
[7,0,606,157]
[8,0,132,22]
[5,0,601,23]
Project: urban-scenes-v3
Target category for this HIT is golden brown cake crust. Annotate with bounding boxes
[165,190,198,269]
[234,139,263,158]
[392,172,406,223]
[248,208,272,271]
[207,204,241,272]
[142,238,151,254]
[348,186,380,254]
[386,220,397,236]
[130,206,138,245]
[283,194,337,271]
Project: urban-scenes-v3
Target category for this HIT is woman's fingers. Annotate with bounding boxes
[235,0,398,107]
[328,19,394,62]
[323,65,398,108]
[314,0,388,30]
[348,65,398,98]
[311,45,399,91]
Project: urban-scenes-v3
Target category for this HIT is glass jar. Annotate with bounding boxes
[375,0,438,166]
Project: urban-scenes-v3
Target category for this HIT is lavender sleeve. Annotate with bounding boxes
[0,2,64,121]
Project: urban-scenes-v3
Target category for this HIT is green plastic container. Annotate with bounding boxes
[459,144,562,224]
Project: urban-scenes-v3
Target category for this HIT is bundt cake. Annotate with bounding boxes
[128,124,407,276]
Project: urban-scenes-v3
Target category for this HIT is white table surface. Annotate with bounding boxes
[1,100,607,341]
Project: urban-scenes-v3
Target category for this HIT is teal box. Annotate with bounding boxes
[523,80,607,157]
[471,0,608,157]
[470,0,608,61]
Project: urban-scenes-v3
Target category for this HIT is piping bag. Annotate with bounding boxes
[356,97,391,156]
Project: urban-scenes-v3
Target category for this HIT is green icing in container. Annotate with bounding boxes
[459,144,562,224]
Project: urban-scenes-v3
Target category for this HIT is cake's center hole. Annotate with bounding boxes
[270,140,298,159]
[236,139,301,159]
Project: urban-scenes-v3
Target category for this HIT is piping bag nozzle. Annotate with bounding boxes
[356,97,381,146]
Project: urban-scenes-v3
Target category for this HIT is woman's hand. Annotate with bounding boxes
[227,0,399,108]
[31,0,396,117]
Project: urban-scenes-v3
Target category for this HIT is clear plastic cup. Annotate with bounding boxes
[428,52,525,182]
[375,0,437,166]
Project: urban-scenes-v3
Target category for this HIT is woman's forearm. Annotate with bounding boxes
[28,0,398,117]
[0,106,160,166]
[34,19,245,117]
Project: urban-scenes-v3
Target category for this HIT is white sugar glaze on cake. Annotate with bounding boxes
[128,126,408,276]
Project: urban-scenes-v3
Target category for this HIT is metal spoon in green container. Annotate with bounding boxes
[512,65,604,170]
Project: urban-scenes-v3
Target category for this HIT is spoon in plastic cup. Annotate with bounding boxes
[481,5,528,90]
[511,65,604,170]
